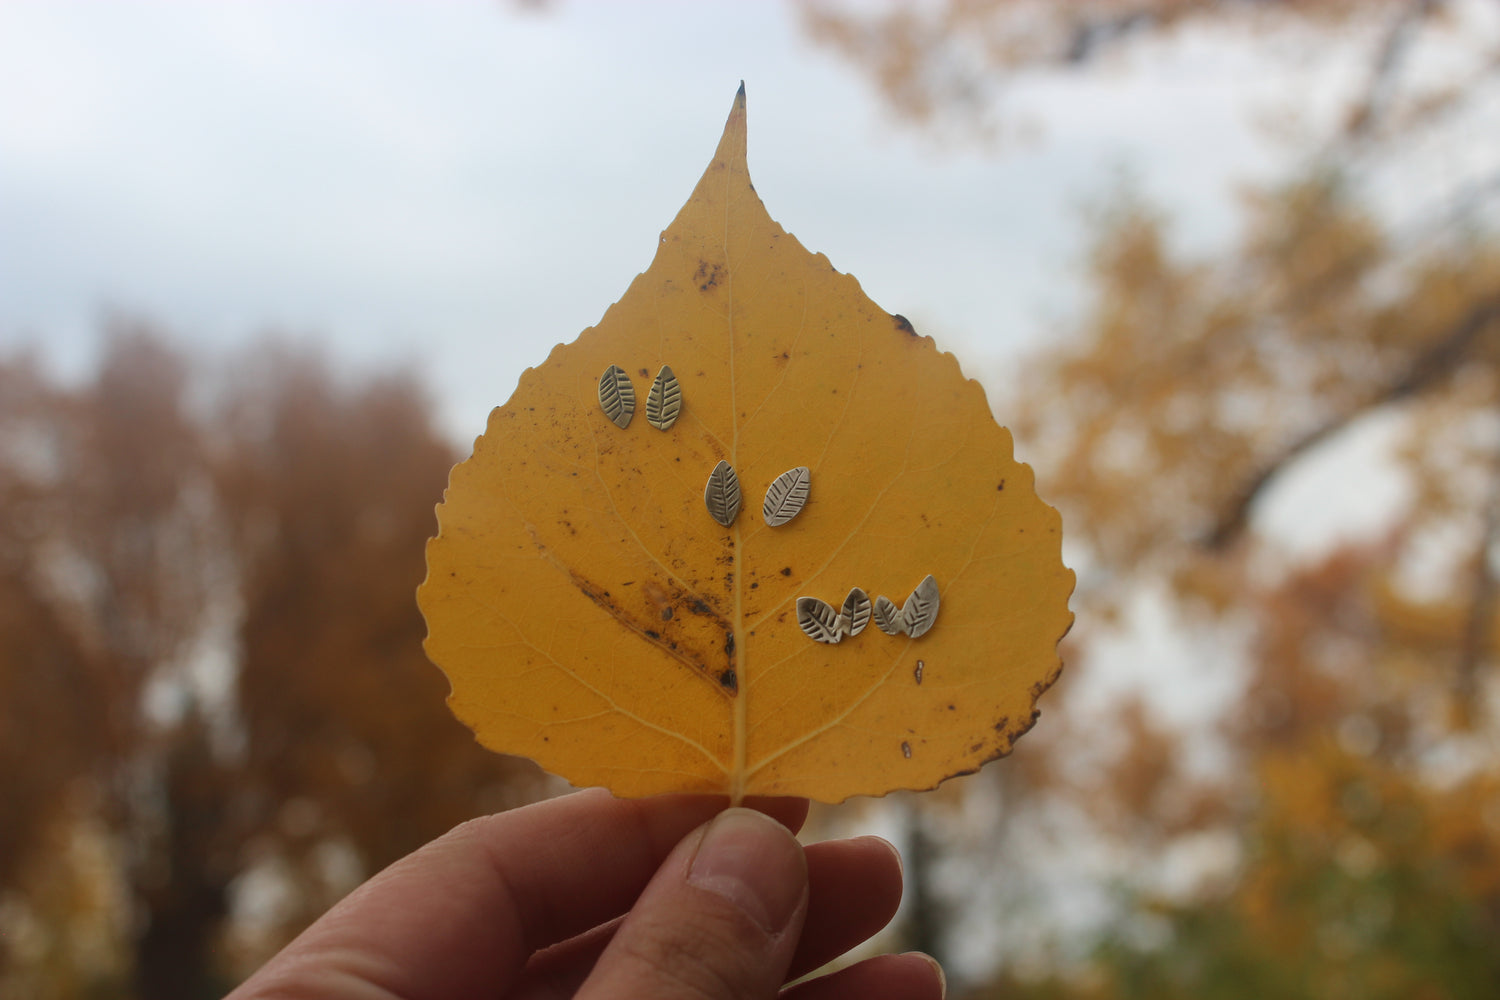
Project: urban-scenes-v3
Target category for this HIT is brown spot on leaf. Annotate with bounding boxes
[695,260,724,291]
[893,314,916,337]
[901,741,912,759]
[564,565,729,697]
[643,581,675,616]
[780,566,792,576]
[719,669,738,693]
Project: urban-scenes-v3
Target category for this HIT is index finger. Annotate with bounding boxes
[229,789,808,1000]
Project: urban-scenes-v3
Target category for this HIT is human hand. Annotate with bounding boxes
[226,788,944,999]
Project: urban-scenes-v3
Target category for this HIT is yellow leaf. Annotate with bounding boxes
[418,87,1074,803]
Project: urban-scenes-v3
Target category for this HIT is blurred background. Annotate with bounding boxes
[3,1,1500,997]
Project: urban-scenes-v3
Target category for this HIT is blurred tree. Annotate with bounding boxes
[0,333,216,999]
[801,1,1500,995]
[977,182,1500,996]
[800,0,1481,146]
[213,346,545,956]
[0,354,99,891]
[965,546,1500,999]
[0,330,543,1000]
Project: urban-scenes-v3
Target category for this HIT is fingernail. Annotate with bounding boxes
[687,808,805,933]
[902,952,947,999]
[855,835,903,878]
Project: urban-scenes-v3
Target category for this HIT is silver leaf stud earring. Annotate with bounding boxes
[796,587,871,644]
[763,466,810,526]
[597,365,635,428]
[873,575,941,639]
[646,365,681,431]
[703,460,742,528]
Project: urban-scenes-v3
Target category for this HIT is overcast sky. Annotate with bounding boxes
[0,1,1318,446]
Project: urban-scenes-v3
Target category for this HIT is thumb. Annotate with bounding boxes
[576,807,809,1000]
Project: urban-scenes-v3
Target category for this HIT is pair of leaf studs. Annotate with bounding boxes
[704,463,810,529]
[599,364,681,431]
[797,575,940,644]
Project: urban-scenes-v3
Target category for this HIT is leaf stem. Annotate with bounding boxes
[730,518,747,807]
[726,128,747,806]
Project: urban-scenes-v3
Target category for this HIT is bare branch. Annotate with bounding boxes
[1063,5,1163,64]
[1205,291,1500,549]
[1344,0,1445,140]
[1454,436,1500,726]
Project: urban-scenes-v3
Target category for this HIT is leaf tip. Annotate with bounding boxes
[715,82,748,166]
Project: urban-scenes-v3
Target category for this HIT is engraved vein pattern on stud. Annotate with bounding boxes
[646,365,682,430]
[763,466,811,526]
[796,596,843,644]
[598,365,635,428]
[839,587,871,637]
[902,575,941,638]
[872,595,903,636]
[704,460,742,528]
[871,575,941,638]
